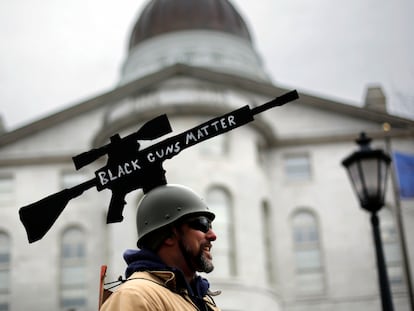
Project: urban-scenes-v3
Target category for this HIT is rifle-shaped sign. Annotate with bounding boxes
[19,90,299,243]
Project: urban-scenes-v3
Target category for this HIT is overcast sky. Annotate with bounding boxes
[1,0,413,130]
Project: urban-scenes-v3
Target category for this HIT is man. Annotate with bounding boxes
[101,184,221,311]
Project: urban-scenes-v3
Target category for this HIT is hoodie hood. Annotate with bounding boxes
[123,248,211,299]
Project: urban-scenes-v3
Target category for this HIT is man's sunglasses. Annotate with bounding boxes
[186,217,212,233]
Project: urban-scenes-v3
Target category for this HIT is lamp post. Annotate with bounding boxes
[342,132,394,311]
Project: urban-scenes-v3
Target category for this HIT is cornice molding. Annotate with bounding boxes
[1,63,413,148]
[1,128,412,167]
[274,128,414,147]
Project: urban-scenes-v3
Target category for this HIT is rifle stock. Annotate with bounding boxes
[19,179,96,243]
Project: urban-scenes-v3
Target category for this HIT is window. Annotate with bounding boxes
[0,232,10,311]
[380,208,404,287]
[292,210,325,295]
[206,186,236,277]
[60,227,87,310]
[0,176,14,205]
[284,154,311,181]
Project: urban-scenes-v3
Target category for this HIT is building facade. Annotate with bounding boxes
[0,1,413,310]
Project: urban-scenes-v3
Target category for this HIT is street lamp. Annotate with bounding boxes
[342,132,394,311]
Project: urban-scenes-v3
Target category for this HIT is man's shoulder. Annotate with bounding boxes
[120,271,175,292]
[101,271,174,307]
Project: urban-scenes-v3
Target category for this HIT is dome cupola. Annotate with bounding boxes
[119,0,270,84]
[129,0,252,49]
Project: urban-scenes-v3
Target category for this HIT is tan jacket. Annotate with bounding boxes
[100,271,220,311]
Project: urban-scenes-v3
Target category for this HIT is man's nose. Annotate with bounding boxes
[206,228,217,241]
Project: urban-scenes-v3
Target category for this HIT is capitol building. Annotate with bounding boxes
[0,0,413,310]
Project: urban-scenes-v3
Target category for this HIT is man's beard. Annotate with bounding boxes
[178,238,214,273]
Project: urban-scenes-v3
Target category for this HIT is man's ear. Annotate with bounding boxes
[163,228,178,246]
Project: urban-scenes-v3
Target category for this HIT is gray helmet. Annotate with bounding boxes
[136,184,215,249]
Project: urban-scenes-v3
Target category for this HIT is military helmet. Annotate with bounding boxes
[136,184,215,249]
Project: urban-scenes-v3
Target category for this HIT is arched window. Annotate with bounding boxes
[380,208,404,287]
[60,227,87,310]
[206,186,236,277]
[292,210,325,295]
[0,232,10,311]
